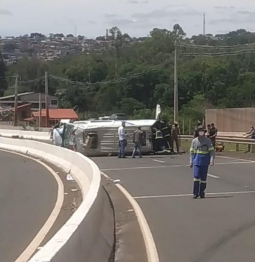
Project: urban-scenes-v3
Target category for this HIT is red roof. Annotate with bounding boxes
[33,109,78,119]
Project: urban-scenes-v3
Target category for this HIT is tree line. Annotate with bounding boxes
[1,24,255,129]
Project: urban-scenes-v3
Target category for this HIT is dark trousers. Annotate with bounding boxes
[164,136,173,151]
[132,142,142,157]
[193,165,209,197]
[211,139,216,148]
[172,136,179,152]
[118,140,127,158]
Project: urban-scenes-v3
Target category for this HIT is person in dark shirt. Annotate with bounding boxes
[132,126,143,158]
[209,123,217,148]
[244,126,255,153]
[205,124,211,138]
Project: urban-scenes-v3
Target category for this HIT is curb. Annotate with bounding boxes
[101,172,159,262]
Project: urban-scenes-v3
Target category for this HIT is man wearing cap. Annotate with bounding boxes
[118,121,127,158]
[190,126,215,199]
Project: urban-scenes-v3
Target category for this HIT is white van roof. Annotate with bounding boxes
[72,119,157,129]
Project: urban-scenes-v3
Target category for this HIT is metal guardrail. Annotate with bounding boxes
[180,135,255,152]
[181,135,255,144]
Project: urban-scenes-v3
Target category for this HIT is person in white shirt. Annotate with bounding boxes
[118,122,127,158]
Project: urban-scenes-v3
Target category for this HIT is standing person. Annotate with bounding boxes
[193,121,202,138]
[205,124,211,138]
[209,123,218,148]
[172,121,180,153]
[132,126,143,158]
[118,121,127,158]
[168,122,174,152]
[190,127,215,199]
[244,126,255,152]
[161,119,172,152]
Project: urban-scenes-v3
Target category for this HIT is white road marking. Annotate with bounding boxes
[217,155,255,163]
[101,165,168,171]
[101,172,159,262]
[134,190,255,199]
[153,159,165,163]
[208,173,220,179]
[0,149,64,262]
[101,161,254,171]
[215,161,254,165]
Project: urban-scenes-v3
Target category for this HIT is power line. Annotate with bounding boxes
[177,42,255,49]
[182,49,255,57]
[49,58,174,87]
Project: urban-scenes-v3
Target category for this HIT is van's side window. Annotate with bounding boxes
[83,132,98,149]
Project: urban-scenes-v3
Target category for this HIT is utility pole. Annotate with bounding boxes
[203,13,206,35]
[45,72,49,127]
[39,92,42,129]
[114,31,117,79]
[174,40,178,123]
[14,75,19,126]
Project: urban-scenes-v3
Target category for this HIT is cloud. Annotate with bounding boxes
[214,6,235,10]
[0,9,12,16]
[132,7,200,20]
[127,0,148,3]
[107,18,136,26]
[88,20,97,24]
[105,14,118,18]
[209,14,255,25]
[237,10,255,15]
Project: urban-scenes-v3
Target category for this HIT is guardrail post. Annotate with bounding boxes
[251,144,255,153]
[235,143,239,151]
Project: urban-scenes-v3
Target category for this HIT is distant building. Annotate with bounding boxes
[31,109,79,127]
[0,92,59,111]
[0,103,31,121]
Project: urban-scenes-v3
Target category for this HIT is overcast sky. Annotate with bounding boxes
[1,0,255,38]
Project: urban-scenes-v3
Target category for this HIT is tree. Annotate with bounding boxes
[3,43,17,52]
[0,52,7,96]
[30,33,45,39]
[5,25,255,122]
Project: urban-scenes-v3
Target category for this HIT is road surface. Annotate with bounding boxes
[0,150,58,262]
[93,153,255,262]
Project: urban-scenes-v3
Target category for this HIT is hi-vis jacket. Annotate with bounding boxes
[190,137,215,166]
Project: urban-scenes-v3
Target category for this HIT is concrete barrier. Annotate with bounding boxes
[0,129,50,140]
[0,137,114,262]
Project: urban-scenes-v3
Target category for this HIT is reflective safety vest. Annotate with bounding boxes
[161,123,170,138]
[155,130,163,139]
[190,137,214,166]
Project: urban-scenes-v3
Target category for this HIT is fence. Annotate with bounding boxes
[205,108,255,132]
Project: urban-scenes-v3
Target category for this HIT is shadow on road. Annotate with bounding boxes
[205,195,233,199]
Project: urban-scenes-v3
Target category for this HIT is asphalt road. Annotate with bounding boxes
[0,150,58,262]
[92,153,255,262]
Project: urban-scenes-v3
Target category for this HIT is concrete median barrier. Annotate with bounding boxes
[0,129,50,140]
[0,137,114,262]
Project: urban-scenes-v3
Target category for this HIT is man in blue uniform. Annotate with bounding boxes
[190,127,215,199]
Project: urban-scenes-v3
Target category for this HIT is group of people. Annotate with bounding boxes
[117,120,181,159]
[190,122,218,199]
[153,120,181,153]
[194,121,218,148]
[117,121,144,158]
